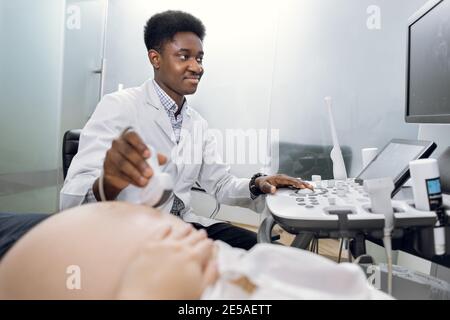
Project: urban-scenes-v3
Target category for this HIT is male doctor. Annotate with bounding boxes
[60,10,311,250]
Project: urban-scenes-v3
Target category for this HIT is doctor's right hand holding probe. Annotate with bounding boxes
[92,129,167,201]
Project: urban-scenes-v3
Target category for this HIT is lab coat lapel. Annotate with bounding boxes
[154,109,176,143]
[171,106,193,176]
[178,108,193,150]
[144,80,176,144]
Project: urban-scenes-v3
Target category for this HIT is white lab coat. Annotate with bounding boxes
[60,79,265,226]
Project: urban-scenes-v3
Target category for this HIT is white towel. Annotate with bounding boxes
[202,241,392,300]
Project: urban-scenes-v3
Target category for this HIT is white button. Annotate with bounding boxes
[312,175,322,182]
[297,188,314,195]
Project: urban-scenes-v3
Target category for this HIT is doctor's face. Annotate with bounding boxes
[150,32,204,103]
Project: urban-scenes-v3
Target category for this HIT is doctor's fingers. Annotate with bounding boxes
[260,181,276,194]
[271,175,313,190]
[121,129,168,166]
[122,130,150,158]
[107,149,150,187]
[103,172,142,198]
[113,138,153,179]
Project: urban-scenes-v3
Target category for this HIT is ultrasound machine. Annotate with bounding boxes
[257,0,450,299]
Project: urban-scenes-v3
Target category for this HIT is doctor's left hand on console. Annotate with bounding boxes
[254,174,314,196]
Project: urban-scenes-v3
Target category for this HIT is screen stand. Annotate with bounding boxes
[418,124,450,158]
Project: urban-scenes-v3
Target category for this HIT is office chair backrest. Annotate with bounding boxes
[62,129,81,179]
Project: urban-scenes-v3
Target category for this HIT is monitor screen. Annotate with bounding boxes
[406,0,450,123]
[355,139,436,194]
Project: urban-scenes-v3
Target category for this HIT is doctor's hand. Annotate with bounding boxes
[93,129,167,201]
[255,174,314,194]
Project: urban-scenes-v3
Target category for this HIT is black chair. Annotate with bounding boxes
[62,129,82,179]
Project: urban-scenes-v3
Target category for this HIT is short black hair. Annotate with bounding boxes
[144,10,206,52]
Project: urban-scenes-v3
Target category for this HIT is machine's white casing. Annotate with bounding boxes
[409,158,440,211]
[266,179,438,231]
[363,178,395,216]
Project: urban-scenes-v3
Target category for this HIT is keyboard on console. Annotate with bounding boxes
[266,178,437,232]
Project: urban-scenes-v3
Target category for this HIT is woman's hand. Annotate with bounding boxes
[116,224,218,300]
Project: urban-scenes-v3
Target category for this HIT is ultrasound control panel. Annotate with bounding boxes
[266,178,437,232]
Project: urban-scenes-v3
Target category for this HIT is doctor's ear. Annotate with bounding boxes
[148,50,160,69]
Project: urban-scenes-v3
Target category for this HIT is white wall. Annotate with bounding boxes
[0,0,108,213]
[59,0,107,139]
[269,0,427,177]
[0,0,65,213]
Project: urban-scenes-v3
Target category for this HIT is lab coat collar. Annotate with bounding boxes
[144,79,192,117]
[143,79,192,144]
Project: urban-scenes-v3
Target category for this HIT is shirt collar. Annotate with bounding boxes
[152,79,186,114]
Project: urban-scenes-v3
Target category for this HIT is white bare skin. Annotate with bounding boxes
[116,224,218,300]
[0,202,218,300]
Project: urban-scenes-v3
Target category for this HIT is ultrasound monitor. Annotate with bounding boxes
[355,139,436,195]
[405,0,450,123]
